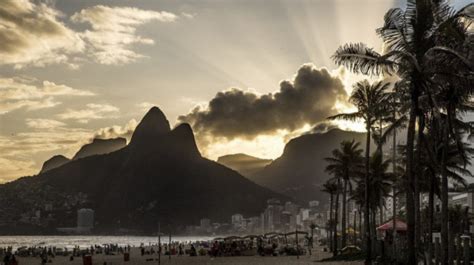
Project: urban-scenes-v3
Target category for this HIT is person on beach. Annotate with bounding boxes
[305,235,313,255]
[178,244,183,256]
[3,252,11,265]
[10,255,17,265]
[189,245,197,256]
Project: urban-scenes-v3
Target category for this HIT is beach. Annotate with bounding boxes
[8,247,362,265]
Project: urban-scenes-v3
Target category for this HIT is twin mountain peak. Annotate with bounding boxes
[41,107,199,173]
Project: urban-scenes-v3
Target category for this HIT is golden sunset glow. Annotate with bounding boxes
[0,0,435,182]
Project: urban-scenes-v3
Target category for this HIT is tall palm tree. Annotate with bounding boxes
[381,87,406,260]
[331,1,473,263]
[419,123,473,264]
[328,80,390,260]
[325,140,364,249]
[322,180,338,253]
[333,179,342,256]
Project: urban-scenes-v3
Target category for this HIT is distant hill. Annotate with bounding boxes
[0,107,285,233]
[217,153,272,178]
[73,138,126,160]
[253,129,373,204]
[40,155,70,173]
[38,137,127,175]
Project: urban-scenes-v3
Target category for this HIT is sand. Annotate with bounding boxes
[9,247,363,265]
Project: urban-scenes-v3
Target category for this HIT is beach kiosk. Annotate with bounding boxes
[376,218,408,260]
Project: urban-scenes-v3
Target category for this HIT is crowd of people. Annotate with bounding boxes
[0,235,314,264]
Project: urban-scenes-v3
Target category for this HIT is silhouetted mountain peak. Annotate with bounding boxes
[252,128,370,204]
[40,155,70,173]
[130,106,171,145]
[168,123,201,157]
[73,137,126,160]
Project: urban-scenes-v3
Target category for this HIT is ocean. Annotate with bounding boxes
[0,235,215,250]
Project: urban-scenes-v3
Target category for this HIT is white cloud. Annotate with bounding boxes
[71,5,178,65]
[137,102,157,112]
[0,97,60,114]
[181,12,195,19]
[94,119,138,140]
[0,77,93,114]
[26,118,66,129]
[0,1,180,68]
[57,103,119,123]
[0,0,84,68]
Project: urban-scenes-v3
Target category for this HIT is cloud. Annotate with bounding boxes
[0,1,180,68]
[179,64,347,139]
[0,0,84,68]
[0,97,60,114]
[181,12,195,19]
[26,118,66,129]
[0,78,94,100]
[0,77,93,114]
[94,119,138,140]
[57,103,119,123]
[311,122,339,134]
[71,5,178,65]
[137,102,157,112]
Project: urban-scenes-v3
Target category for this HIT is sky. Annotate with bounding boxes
[0,0,471,182]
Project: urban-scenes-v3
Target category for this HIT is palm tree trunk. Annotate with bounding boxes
[380,203,384,225]
[329,193,334,252]
[378,119,384,228]
[415,115,425,258]
[364,123,372,264]
[359,205,363,244]
[353,208,357,245]
[342,179,348,248]
[334,179,341,256]
[441,113,450,265]
[406,105,417,265]
[392,129,397,261]
[371,208,377,257]
[427,175,434,265]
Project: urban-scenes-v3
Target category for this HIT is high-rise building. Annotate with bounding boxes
[77,208,94,229]
[231,214,244,227]
[309,200,319,208]
[200,218,211,229]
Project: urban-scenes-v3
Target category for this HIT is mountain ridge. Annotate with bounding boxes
[0,107,286,233]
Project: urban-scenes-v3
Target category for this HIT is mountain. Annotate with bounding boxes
[252,129,372,204]
[217,153,272,178]
[38,137,127,174]
[0,107,285,233]
[40,155,70,173]
[73,137,127,160]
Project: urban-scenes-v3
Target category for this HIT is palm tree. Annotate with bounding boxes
[325,140,364,249]
[419,124,473,264]
[328,80,389,260]
[333,178,342,256]
[322,180,338,253]
[381,87,406,260]
[331,2,473,263]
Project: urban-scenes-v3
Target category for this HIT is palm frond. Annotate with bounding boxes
[332,43,398,75]
[327,112,362,122]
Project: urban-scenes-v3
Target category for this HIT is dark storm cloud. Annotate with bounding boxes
[179,64,347,139]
